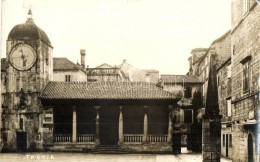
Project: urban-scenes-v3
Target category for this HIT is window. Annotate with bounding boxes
[217,74,220,86]
[232,45,236,55]
[19,118,23,130]
[223,134,225,147]
[184,109,193,123]
[229,134,232,147]
[202,84,205,97]
[65,75,71,82]
[242,61,250,92]
[206,66,209,79]
[3,132,8,143]
[184,86,192,98]
[227,64,231,79]
[227,99,231,117]
[243,0,250,14]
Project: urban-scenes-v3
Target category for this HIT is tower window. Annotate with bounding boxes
[65,75,71,82]
[19,118,23,130]
[226,99,231,117]
[242,61,250,92]
[240,56,251,93]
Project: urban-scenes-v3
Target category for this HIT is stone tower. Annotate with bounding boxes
[2,9,53,151]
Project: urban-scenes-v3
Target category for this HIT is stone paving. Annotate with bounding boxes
[0,152,232,162]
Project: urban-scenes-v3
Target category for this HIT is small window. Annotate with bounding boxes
[242,61,250,92]
[223,134,225,147]
[3,132,8,143]
[229,134,232,147]
[65,75,71,82]
[184,86,192,98]
[217,74,220,86]
[243,0,250,14]
[184,109,193,123]
[227,99,231,117]
[232,45,236,55]
[19,118,23,130]
[227,64,231,79]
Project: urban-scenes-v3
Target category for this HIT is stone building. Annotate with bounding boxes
[230,0,260,161]
[188,30,232,157]
[217,56,232,159]
[117,60,159,84]
[0,10,180,153]
[39,81,179,153]
[53,57,87,82]
[188,48,208,76]
[87,60,159,84]
[87,63,127,82]
[1,10,53,151]
[160,74,203,152]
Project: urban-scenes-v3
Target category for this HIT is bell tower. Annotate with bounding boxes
[2,9,53,151]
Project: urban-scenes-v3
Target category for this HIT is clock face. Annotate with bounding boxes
[9,44,36,71]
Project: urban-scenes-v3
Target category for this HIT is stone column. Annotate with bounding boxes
[202,55,222,162]
[118,106,123,145]
[167,105,173,143]
[95,106,100,145]
[72,106,77,143]
[202,117,221,162]
[143,106,148,143]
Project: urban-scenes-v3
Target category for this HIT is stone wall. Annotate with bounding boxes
[231,1,260,161]
[2,38,53,151]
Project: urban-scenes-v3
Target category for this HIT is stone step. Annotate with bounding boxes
[92,145,128,154]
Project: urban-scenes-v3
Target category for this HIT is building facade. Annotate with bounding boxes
[1,11,53,151]
[160,74,203,152]
[53,57,87,82]
[230,0,260,161]
[0,11,180,153]
[87,63,127,82]
[39,82,179,153]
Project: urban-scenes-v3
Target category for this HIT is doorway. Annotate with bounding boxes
[16,132,27,151]
[99,107,119,145]
[248,133,254,162]
[225,134,229,157]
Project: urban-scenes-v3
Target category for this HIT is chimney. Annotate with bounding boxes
[80,49,86,69]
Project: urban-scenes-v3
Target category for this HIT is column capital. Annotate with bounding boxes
[119,106,123,110]
[168,105,173,110]
[94,106,100,110]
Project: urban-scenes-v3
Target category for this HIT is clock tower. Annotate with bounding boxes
[2,9,53,151]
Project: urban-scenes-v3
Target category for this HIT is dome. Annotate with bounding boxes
[8,18,51,46]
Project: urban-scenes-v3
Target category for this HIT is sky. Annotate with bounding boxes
[1,0,231,75]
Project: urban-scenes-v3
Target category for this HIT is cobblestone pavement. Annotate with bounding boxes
[0,152,232,162]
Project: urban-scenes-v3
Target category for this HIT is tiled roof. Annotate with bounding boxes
[161,75,201,83]
[40,81,177,100]
[1,58,85,72]
[53,58,84,71]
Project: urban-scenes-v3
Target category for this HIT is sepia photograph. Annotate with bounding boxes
[0,0,259,161]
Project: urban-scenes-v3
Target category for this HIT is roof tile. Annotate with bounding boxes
[40,81,177,100]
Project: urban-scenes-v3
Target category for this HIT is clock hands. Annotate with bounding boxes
[20,49,28,67]
[10,45,35,70]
